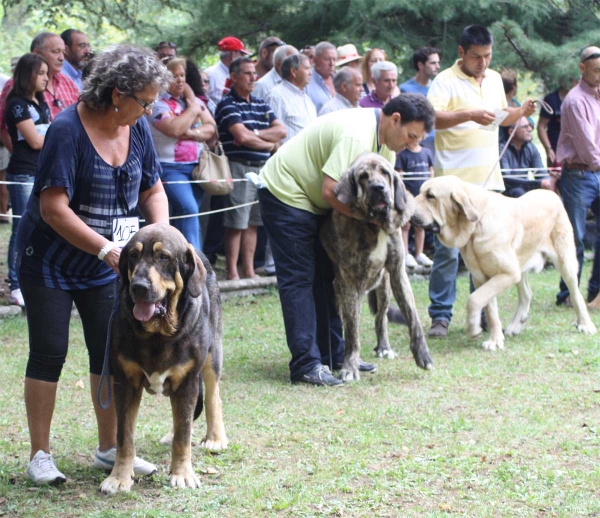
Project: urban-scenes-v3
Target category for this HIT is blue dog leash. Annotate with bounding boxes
[97,279,120,410]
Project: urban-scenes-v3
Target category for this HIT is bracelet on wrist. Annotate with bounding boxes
[98,241,116,261]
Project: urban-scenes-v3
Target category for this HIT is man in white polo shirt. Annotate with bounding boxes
[426,24,535,338]
[266,54,316,143]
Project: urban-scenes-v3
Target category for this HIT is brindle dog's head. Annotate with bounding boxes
[334,153,412,232]
[119,223,206,336]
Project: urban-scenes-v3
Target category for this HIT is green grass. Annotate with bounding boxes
[1,248,600,516]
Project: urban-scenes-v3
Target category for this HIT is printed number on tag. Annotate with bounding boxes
[112,217,140,246]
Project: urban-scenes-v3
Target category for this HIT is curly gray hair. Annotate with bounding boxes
[80,44,172,111]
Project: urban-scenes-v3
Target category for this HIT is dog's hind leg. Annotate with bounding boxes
[505,273,532,337]
[373,274,398,359]
[199,353,228,451]
[388,262,432,370]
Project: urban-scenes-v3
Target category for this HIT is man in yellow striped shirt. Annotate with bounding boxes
[426,25,535,338]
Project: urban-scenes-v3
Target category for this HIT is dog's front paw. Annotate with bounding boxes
[504,322,522,337]
[576,321,597,335]
[338,366,360,382]
[482,336,504,351]
[200,436,228,451]
[100,474,133,495]
[170,464,201,489]
[374,346,398,359]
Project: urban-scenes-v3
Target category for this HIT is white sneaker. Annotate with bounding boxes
[405,253,418,268]
[8,289,25,307]
[27,450,67,485]
[416,253,433,267]
[93,446,157,476]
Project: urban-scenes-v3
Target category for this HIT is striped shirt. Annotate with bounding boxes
[428,60,507,190]
[266,80,317,144]
[16,104,161,290]
[253,68,282,101]
[215,87,277,162]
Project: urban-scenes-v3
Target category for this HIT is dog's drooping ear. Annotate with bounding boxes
[334,167,358,204]
[184,244,207,298]
[451,189,479,222]
[393,171,407,213]
[119,242,131,283]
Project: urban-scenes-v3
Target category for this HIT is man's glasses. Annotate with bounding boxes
[130,93,156,111]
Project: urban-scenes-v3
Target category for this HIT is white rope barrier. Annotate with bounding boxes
[0,167,564,187]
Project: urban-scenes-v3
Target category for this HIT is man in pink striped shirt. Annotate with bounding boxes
[556,45,600,306]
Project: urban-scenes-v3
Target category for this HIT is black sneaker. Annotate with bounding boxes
[293,364,344,387]
[335,361,377,373]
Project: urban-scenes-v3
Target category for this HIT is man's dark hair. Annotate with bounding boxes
[412,47,439,71]
[60,29,83,48]
[229,56,253,75]
[460,25,493,51]
[6,53,48,105]
[281,54,308,80]
[382,93,435,134]
[185,58,205,96]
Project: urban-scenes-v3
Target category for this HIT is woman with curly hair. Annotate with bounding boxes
[16,45,171,485]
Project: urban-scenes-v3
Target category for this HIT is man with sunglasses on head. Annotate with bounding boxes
[0,32,79,152]
[61,29,92,91]
[555,46,600,307]
[255,37,285,79]
[155,41,177,60]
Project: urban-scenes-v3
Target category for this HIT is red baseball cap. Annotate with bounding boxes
[218,36,251,55]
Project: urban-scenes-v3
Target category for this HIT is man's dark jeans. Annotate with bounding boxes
[557,168,600,303]
[258,188,344,379]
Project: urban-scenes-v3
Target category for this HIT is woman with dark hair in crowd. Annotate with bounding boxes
[147,56,217,251]
[4,53,51,307]
[16,44,171,485]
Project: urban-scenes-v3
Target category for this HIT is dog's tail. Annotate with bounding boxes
[367,290,407,326]
[193,372,204,421]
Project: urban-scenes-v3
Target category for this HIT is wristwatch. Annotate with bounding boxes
[253,129,259,136]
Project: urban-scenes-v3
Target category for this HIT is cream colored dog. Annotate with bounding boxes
[413,176,596,350]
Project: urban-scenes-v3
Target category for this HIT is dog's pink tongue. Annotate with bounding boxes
[133,301,157,322]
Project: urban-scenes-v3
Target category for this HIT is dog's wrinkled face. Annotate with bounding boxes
[119,223,206,336]
[335,153,409,230]
[413,176,480,248]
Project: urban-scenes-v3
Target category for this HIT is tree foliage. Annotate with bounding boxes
[1,0,599,88]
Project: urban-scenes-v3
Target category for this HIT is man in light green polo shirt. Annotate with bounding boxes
[258,94,435,386]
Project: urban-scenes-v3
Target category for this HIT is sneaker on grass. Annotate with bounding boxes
[93,446,157,476]
[405,253,418,268]
[27,450,67,485]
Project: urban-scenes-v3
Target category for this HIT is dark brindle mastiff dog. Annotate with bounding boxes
[320,153,433,381]
[100,224,227,495]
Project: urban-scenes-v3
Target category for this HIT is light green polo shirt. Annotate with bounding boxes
[259,108,396,214]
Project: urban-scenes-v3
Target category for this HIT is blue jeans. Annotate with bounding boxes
[7,173,33,291]
[557,168,600,303]
[258,188,344,379]
[428,236,459,323]
[160,162,204,251]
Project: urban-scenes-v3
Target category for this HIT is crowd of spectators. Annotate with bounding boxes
[0,27,597,388]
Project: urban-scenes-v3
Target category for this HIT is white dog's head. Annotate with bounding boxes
[412,176,480,249]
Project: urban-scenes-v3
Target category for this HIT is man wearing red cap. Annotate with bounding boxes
[206,36,251,106]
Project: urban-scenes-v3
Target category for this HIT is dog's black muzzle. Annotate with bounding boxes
[368,183,391,219]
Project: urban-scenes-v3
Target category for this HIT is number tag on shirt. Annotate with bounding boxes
[112,217,140,246]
